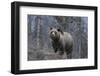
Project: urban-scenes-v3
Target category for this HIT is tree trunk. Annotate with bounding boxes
[36,16,41,49]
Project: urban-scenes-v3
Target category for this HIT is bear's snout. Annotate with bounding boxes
[51,32,55,36]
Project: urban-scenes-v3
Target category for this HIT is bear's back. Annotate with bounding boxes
[59,32,73,49]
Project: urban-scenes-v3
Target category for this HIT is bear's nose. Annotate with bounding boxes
[52,32,55,36]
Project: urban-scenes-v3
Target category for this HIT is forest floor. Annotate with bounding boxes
[28,35,68,61]
[28,47,67,61]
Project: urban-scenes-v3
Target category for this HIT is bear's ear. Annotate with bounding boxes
[50,27,52,30]
[57,28,60,32]
[57,28,64,35]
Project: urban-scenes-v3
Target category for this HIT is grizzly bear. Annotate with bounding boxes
[49,27,73,59]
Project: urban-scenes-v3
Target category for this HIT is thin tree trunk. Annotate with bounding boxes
[36,16,41,49]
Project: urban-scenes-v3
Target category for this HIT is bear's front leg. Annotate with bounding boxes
[66,47,73,59]
[52,42,58,53]
[54,48,58,53]
[59,51,64,55]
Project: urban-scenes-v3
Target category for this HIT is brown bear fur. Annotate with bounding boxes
[49,27,73,59]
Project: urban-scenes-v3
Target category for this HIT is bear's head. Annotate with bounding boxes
[49,27,63,41]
